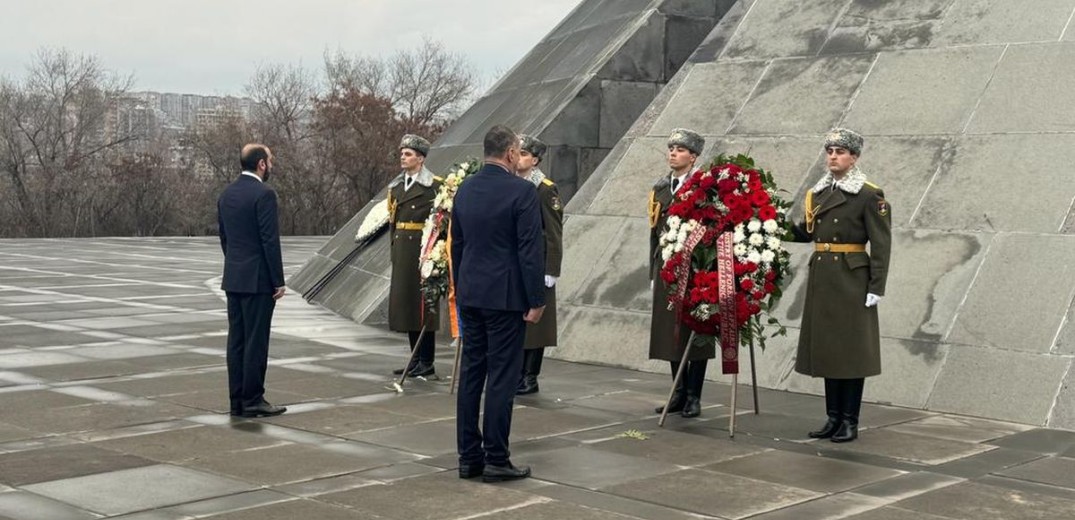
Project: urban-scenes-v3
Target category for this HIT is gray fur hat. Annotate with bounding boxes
[400,134,431,157]
[667,128,704,155]
[519,134,547,160]
[823,128,864,156]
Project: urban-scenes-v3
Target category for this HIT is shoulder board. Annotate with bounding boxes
[433,175,444,182]
[387,173,405,188]
[541,178,555,187]
[863,181,882,191]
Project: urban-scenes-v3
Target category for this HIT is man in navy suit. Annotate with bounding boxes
[451,126,546,482]
[217,144,287,418]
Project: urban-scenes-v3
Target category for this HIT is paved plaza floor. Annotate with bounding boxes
[0,237,1073,519]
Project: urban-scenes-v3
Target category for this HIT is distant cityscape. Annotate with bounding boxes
[107,91,256,176]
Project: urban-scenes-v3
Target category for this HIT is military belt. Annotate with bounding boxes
[395,222,425,231]
[815,243,866,253]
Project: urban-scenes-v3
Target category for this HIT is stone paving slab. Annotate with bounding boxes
[0,237,1072,520]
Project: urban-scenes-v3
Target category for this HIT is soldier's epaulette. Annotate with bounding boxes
[863,181,882,191]
[387,173,405,188]
[653,175,670,190]
[433,175,444,183]
[541,178,555,187]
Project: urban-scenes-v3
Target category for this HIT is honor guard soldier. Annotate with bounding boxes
[648,128,715,418]
[790,128,891,443]
[388,134,443,377]
[514,135,563,395]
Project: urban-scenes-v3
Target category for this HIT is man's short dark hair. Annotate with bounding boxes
[240,144,270,172]
[483,125,518,159]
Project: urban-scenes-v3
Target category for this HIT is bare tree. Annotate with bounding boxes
[0,48,134,236]
[245,63,316,144]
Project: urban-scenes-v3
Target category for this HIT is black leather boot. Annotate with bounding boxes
[517,348,543,395]
[681,360,707,418]
[831,378,864,443]
[655,361,685,414]
[809,378,841,439]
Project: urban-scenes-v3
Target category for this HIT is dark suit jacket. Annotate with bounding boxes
[450,163,545,312]
[217,174,285,294]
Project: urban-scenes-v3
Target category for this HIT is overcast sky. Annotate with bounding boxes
[0,0,583,96]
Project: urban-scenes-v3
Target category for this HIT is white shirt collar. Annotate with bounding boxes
[241,171,263,183]
[670,171,689,193]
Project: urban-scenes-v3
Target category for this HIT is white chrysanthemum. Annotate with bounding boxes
[734,244,747,256]
[356,199,390,242]
[420,261,434,279]
[734,229,746,243]
[457,168,467,177]
[747,219,762,233]
[763,219,779,233]
[749,233,764,246]
[761,250,776,264]
[766,236,782,250]
[662,245,675,262]
[734,223,745,234]
[674,243,684,253]
[747,250,762,264]
[667,215,682,228]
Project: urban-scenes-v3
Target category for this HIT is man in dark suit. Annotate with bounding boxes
[217,144,287,418]
[451,126,546,482]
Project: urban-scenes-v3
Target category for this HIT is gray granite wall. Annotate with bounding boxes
[557,0,1075,428]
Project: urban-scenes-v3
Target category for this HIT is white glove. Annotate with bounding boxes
[865,293,882,307]
[544,275,558,288]
[650,280,655,291]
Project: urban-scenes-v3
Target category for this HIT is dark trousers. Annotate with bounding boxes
[521,348,544,377]
[457,306,526,466]
[823,377,865,424]
[226,292,276,410]
[408,330,436,366]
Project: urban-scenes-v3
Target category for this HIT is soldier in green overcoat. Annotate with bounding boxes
[514,135,563,395]
[388,134,443,377]
[790,128,892,443]
[648,128,716,418]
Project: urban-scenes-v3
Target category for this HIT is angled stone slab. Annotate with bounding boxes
[927,345,1069,425]
[946,234,1075,353]
[648,60,768,136]
[730,54,875,135]
[23,464,254,516]
[721,0,847,59]
[914,135,1075,233]
[570,219,651,313]
[968,43,1075,133]
[91,425,287,463]
[585,137,678,217]
[894,480,1075,520]
[0,443,154,486]
[864,338,949,409]
[746,493,888,520]
[555,306,659,373]
[708,136,824,192]
[589,428,768,467]
[932,0,1074,46]
[842,506,953,520]
[1048,365,1075,430]
[185,442,404,486]
[603,467,820,519]
[879,229,988,343]
[842,46,1004,135]
[988,428,1075,455]
[851,470,965,502]
[475,500,642,520]
[821,0,955,54]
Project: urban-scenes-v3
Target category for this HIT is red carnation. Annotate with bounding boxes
[660,270,676,284]
[764,270,776,281]
[759,205,777,221]
[750,190,771,206]
[740,279,755,291]
[764,282,776,293]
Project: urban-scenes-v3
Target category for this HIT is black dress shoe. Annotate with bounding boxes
[655,395,685,414]
[406,362,435,378]
[516,376,539,395]
[229,409,243,417]
[240,401,287,417]
[808,417,840,439]
[458,463,484,479]
[681,396,701,418]
[482,462,531,482]
[831,420,858,443]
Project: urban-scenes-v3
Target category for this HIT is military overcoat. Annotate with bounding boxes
[791,172,891,378]
[524,173,563,349]
[648,173,716,362]
[388,167,442,332]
